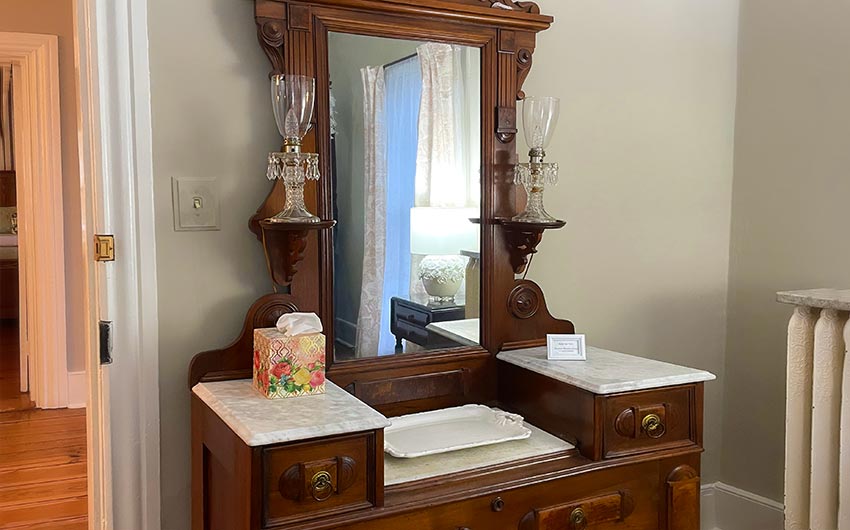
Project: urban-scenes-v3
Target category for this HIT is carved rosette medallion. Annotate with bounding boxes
[253,297,299,329]
[257,19,286,77]
[509,284,540,319]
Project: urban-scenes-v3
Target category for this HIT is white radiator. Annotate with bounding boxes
[779,289,850,530]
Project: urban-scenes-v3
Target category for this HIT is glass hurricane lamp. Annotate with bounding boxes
[266,74,321,223]
[513,96,560,223]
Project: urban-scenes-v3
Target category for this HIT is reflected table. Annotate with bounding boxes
[390,297,467,352]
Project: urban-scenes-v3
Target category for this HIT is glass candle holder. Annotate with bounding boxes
[513,96,560,223]
[266,74,321,223]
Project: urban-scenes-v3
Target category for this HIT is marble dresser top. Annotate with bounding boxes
[192,380,390,447]
[385,420,573,486]
[497,346,715,395]
[777,289,850,311]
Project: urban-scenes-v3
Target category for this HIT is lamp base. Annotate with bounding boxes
[266,207,321,223]
[419,255,468,303]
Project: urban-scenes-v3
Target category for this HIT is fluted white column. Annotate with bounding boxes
[811,309,848,530]
[840,317,850,530]
[786,305,817,530]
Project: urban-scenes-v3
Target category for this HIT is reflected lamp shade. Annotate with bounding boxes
[410,207,479,256]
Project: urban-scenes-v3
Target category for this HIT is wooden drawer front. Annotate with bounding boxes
[263,433,375,527]
[604,387,694,458]
[396,304,431,327]
[519,491,635,530]
[332,460,660,530]
[395,319,430,345]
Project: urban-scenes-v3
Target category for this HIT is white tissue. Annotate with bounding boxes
[276,312,323,336]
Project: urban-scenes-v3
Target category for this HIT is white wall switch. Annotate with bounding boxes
[172,177,220,231]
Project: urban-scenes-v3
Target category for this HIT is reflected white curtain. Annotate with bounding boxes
[415,43,480,208]
[0,65,13,171]
[415,43,463,208]
[454,47,480,208]
[355,66,387,356]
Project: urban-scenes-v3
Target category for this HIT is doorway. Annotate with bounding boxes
[0,87,25,409]
[0,25,86,528]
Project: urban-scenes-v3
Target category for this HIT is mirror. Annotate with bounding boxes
[328,32,482,361]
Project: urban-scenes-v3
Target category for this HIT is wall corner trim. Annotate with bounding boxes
[701,481,784,530]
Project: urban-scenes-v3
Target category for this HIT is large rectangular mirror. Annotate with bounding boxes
[328,32,482,361]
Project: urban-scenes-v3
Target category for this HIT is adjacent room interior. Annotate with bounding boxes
[0,1,89,527]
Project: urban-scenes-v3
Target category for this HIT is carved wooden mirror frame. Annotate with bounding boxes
[189,0,574,404]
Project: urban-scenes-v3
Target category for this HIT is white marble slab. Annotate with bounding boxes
[777,289,850,312]
[497,346,715,395]
[385,420,573,486]
[192,380,390,447]
[426,318,480,346]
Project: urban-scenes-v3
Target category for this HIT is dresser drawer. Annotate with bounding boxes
[262,433,378,528]
[518,490,636,530]
[603,387,695,458]
[394,319,430,345]
[395,303,431,327]
[331,459,661,530]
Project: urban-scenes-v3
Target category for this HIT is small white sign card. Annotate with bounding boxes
[546,334,587,361]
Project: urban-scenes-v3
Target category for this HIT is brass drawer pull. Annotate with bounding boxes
[310,470,334,501]
[491,496,505,512]
[642,413,666,439]
[570,507,587,530]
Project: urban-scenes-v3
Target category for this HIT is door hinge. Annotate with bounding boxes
[99,320,113,365]
[94,234,115,261]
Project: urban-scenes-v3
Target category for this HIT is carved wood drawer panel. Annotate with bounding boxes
[330,460,662,530]
[262,433,377,528]
[518,490,635,530]
[603,387,695,459]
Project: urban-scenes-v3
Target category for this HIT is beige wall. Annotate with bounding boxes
[147,0,276,527]
[0,0,86,372]
[526,0,739,484]
[722,0,850,502]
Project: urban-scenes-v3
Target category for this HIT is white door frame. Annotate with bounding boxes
[74,0,161,527]
[0,33,69,409]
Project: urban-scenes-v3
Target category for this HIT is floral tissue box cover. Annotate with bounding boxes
[253,328,326,399]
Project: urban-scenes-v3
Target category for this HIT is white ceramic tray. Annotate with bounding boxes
[384,405,532,458]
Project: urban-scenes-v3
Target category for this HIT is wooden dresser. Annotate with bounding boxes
[192,344,713,530]
[189,0,714,528]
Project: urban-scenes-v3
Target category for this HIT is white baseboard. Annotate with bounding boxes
[67,371,87,409]
[701,482,783,530]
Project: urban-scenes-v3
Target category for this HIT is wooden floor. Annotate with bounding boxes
[0,322,88,529]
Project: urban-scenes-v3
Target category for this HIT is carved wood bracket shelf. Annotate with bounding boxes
[497,218,566,275]
[260,220,336,287]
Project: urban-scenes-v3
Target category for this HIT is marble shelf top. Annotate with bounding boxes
[497,346,715,395]
[192,380,390,447]
[777,289,850,312]
[385,419,573,486]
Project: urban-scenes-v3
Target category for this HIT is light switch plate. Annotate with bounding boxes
[172,177,220,231]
